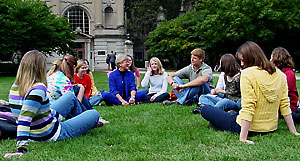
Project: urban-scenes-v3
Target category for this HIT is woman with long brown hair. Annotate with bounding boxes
[47,55,86,104]
[200,41,299,144]
[271,47,300,123]
[197,54,241,112]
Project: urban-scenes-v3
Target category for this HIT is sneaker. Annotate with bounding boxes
[99,117,110,124]
[163,100,178,106]
[227,110,237,115]
[192,108,202,114]
[184,99,195,106]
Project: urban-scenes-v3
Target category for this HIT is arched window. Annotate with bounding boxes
[104,7,114,28]
[64,7,89,34]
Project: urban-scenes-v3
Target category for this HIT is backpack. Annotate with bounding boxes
[0,105,17,139]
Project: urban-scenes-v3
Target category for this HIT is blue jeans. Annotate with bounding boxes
[201,105,274,136]
[199,95,241,111]
[142,93,170,103]
[89,94,103,106]
[57,109,99,140]
[101,91,146,106]
[51,92,88,118]
[201,105,241,133]
[50,92,100,140]
[73,86,93,110]
[173,77,210,104]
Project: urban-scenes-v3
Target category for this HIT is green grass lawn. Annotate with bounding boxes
[1,72,300,160]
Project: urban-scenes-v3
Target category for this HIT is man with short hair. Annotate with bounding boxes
[164,48,214,105]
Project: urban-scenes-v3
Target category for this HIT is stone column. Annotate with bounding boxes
[124,40,134,57]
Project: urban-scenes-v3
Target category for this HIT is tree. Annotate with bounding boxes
[124,0,197,60]
[0,0,75,61]
[145,0,300,69]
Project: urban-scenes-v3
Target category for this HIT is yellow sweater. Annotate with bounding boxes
[236,66,291,132]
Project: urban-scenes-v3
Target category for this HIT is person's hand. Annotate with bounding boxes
[293,132,300,136]
[121,100,129,105]
[96,91,101,95]
[4,152,23,158]
[171,83,179,89]
[136,85,140,90]
[150,95,157,102]
[214,88,223,94]
[210,89,217,95]
[75,84,84,89]
[177,84,186,89]
[129,96,135,104]
[240,139,255,144]
[147,67,152,72]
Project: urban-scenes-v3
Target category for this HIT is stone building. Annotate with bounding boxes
[43,0,131,71]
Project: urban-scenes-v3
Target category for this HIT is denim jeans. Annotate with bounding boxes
[73,86,93,110]
[50,92,88,118]
[173,76,210,104]
[57,109,99,140]
[201,105,241,133]
[101,91,146,106]
[199,95,241,111]
[89,94,103,106]
[142,93,170,103]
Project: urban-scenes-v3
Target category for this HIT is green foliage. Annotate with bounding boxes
[125,0,192,47]
[0,0,75,60]
[146,0,300,68]
[0,62,18,76]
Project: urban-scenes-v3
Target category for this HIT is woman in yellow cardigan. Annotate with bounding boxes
[200,41,299,144]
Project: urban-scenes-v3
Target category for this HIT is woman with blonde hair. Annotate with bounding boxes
[200,41,299,144]
[101,55,146,105]
[74,60,103,106]
[4,51,100,158]
[141,57,169,103]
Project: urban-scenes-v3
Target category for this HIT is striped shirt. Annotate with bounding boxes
[9,83,61,152]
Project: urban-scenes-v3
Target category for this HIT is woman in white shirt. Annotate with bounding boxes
[141,57,169,103]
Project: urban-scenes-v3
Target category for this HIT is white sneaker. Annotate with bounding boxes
[98,117,110,124]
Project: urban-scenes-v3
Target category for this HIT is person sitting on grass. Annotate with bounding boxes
[4,50,101,158]
[47,55,92,110]
[141,57,169,103]
[270,47,300,123]
[195,54,241,114]
[101,55,146,106]
[200,41,299,144]
[164,48,214,106]
[74,60,103,106]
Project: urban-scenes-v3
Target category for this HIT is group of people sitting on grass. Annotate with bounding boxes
[1,41,300,158]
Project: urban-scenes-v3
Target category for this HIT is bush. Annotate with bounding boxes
[134,60,145,68]
[0,62,18,76]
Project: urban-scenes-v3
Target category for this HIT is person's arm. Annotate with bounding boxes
[279,76,300,135]
[239,120,254,144]
[129,90,137,104]
[85,74,92,99]
[115,94,129,105]
[135,68,141,90]
[216,72,225,90]
[238,70,257,144]
[89,72,99,96]
[178,75,209,89]
[4,87,44,158]
[284,114,300,135]
[74,84,85,102]
[167,73,179,89]
[178,67,212,89]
